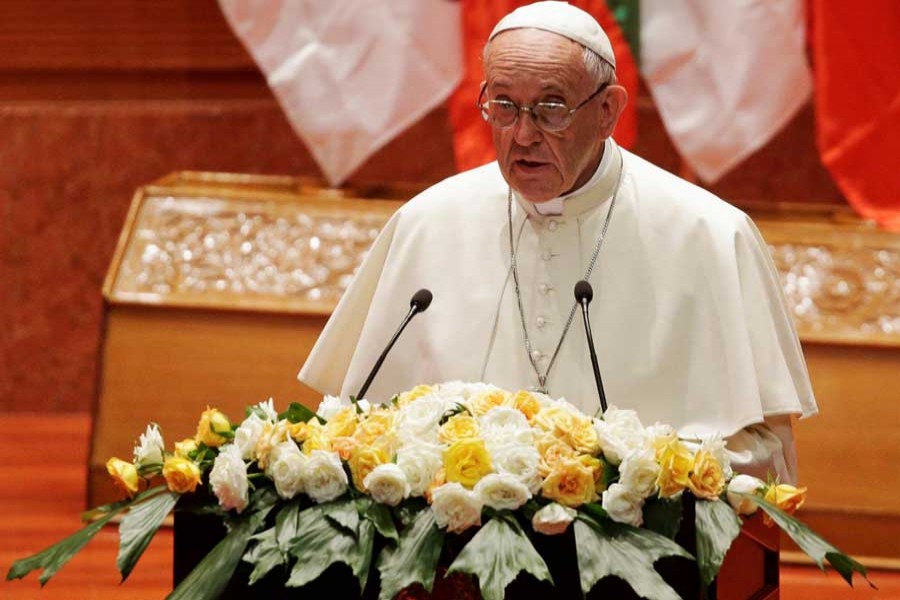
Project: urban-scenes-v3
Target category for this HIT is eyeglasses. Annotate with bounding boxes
[477,82,610,132]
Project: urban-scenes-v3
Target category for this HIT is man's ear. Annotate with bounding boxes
[598,85,628,139]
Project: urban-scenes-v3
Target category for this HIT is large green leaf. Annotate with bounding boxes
[362,498,399,543]
[447,514,553,600]
[242,500,303,585]
[322,497,359,537]
[574,515,694,600]
[750,494,873,588]
[117,491,179,581]
[279,402,318,424]
[694,499,741,588]
[642,496,683,540]
[167,504,274,600]
[377,509,444,600]
[7,486,165,585]
[286,504,375,591]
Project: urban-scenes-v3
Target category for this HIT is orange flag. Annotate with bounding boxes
[810,1,900,230]
[449,0,639,172]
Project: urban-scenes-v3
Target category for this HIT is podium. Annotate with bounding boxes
[173,495,779,599]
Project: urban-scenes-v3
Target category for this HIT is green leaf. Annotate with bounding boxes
[321,497,359,537]
[242,500,303,585]
[278,402,318,424]
[643,496,683,540]
[694,498,742,588]
[447,514,553,600]
[117,491,179,581]
[438,403,470,426]
[377,509,444,600]
[363,499,399,543]
[167,504,274,600]
[286,504,375,591]
[580,502,608,523]
[394,498,429,530]
[750,494,874,588]
[574,514,694,599]
[7,486,167,585]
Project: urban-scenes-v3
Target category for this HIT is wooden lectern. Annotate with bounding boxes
[172,494,779,599]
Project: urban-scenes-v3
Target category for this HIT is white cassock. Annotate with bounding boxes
[299,139,818,483]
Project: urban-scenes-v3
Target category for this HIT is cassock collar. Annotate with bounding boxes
[514,137,621,220]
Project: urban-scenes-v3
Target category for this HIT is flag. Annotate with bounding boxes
[640,0,812,182]
[449,0,640,172]
[219,0,463,186]
[810,1,900,230]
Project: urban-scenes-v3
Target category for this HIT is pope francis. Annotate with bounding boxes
[299,2,817,484]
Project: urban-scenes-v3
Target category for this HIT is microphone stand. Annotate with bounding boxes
[575,281,608,414]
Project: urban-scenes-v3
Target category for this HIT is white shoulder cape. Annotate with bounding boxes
[299,147,817,437]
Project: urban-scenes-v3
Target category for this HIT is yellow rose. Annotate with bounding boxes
[444,438,493,488]
[577,454,606,493]
[290,421,313,443]
[542,459,598,507]
[397,384,434,407]
[763,483,808,525]
[195,407,232,448]
[331,436,361,461]
[688,450,726,500]
[468,389,509,417]
[174,438,198,458]
[506,390,541,421]
[349,444,390,492]
[533,406,576,441]
[162,456,201,494]
[106,457,139,497]
[566,416,601,454]
[656,440,693,498]
[255,421,290,469]
[325,407,359,438]
[353,411,394,446]
[536,434,578,477]
[438,414,480,444]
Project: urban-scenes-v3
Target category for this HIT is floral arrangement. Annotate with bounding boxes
[8,382,871,599]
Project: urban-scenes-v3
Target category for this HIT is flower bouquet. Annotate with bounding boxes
[8,382,872,599]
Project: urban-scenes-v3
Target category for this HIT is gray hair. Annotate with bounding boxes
[482,37,617,86]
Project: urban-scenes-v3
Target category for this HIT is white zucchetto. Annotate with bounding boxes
[489,1,616,69]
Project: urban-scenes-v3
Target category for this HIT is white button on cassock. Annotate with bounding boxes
[539,283,551,294]
[530,349,543,361]
[536,316,546,328]
[548,220,558,231]
[542,250,552,261]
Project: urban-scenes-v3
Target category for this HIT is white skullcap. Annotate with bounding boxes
[489,1,616,69]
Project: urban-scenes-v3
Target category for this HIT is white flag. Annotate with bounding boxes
[219,0,463,186]
[640,0,812,182]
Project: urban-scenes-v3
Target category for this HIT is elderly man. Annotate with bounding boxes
[299,2,817,483]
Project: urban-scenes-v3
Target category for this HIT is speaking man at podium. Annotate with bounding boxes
[299,2,817,485]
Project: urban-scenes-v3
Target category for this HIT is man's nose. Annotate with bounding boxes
[513,109,543,145]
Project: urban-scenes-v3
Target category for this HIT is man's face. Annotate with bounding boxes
[484,29,609,204]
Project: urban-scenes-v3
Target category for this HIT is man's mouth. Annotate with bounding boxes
[514,159,548,170]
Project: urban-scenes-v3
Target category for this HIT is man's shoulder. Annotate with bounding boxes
[399,162,507,220]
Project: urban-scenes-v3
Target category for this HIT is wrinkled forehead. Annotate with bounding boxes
[484,29,588,88]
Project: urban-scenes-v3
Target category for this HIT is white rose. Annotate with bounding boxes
[594,406,646,465]
[302,450,348,503]
[233,413,266,460]
[726,474,765,515]
[618,448,661,498]
[434,380,468,400]
[430,482,483,533]
[210,444,249,512]
[316,395,345,421]
[532,502,576,535]
[255,398,278,422]
[396,441,443,497]
[487,441,542,493]
[474,473,531,510]
[267,441,307,500]
[133,423,164,468]
[364,463,411,506]
[602,483,645,527]
[479,407,533,446]
[644,423,676,446]
[395,395,448,443]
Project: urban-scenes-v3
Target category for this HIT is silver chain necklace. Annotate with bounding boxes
[507,154,623,393]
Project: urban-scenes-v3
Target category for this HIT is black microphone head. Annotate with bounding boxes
[574,280,593,304]
[411,288,433,312]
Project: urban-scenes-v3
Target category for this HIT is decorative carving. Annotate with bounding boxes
[115,195,389,307]
[769,243,900,341]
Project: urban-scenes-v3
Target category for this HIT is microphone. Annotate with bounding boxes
[574,280,608,414]
[355,289,433,401]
